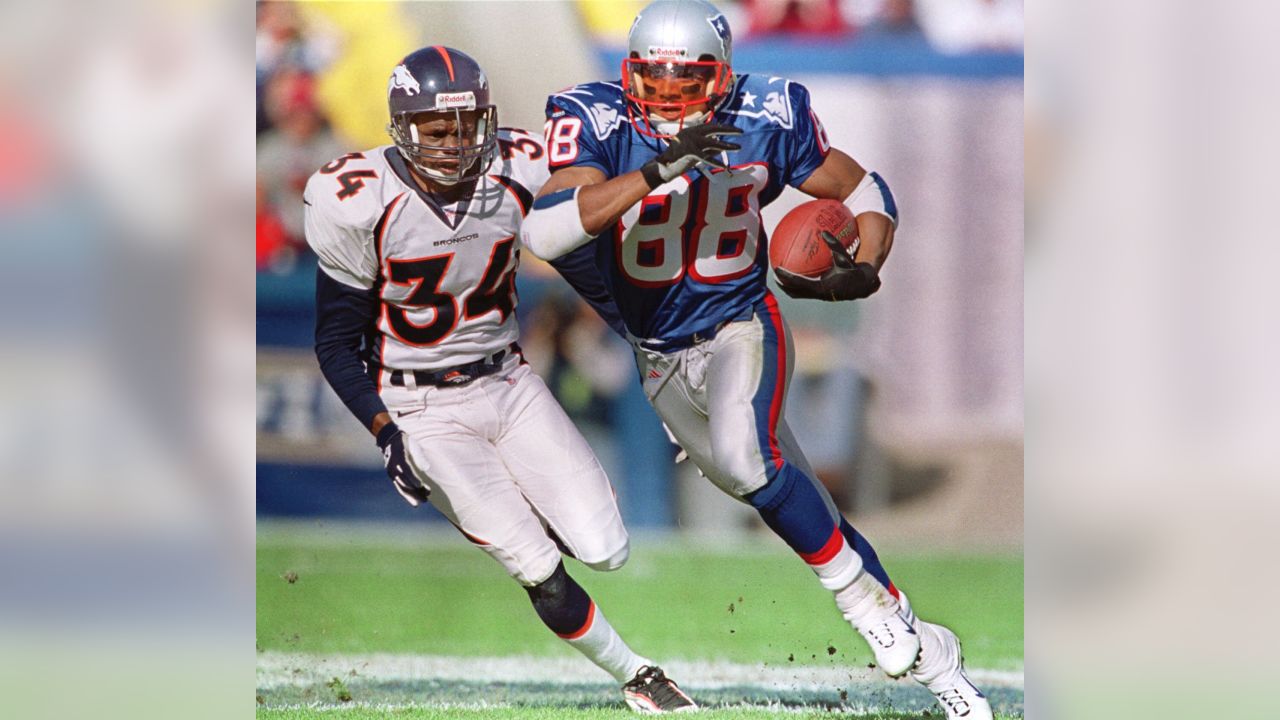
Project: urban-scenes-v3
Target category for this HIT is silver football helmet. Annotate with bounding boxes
[624,0,734,137]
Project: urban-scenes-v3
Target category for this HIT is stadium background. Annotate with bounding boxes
[257,1,1022,715]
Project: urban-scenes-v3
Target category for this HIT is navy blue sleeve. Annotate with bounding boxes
[314,267,387,432]
[785,81,832,188]
[548,244,628,339]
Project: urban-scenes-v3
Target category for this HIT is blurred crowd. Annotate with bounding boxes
[738,0,1024,51]
[256,0,1022,273]
[256,2,341,272]
[579,0,1024,51]
[254,0,1023,525]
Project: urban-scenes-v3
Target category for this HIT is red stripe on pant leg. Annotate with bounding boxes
[447,521,490,547]
[798,524,844,565]
[762,292,788,471]
[557,599,596,640]
[887,581,900,600]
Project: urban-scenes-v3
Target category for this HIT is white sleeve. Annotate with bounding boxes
[520,147,552,197]
[502,129,552,196]
[303,184,378,290]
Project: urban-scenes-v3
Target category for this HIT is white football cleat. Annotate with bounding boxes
[910,620,993,720]
[840,572,921,677]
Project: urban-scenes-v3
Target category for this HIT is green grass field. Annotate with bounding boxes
[257,522,1023,718]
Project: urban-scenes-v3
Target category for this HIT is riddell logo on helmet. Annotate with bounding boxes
[435,92,477,110]
[647,46,688,60]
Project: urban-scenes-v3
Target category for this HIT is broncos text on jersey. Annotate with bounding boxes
[544,74,831,341]
[303,128,549,371]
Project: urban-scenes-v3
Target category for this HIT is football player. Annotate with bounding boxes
[520,3,992,718]
[304,46,695,714]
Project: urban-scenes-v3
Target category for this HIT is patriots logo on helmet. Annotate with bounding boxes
[389,64,421,97]
[708,13,731,46]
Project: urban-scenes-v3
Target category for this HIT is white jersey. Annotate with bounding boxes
[303,128,550,370]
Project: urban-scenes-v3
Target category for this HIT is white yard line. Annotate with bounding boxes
[257,651,1024,692]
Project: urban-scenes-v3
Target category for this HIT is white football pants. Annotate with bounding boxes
[380,355,629,586]
[633,294,840,522]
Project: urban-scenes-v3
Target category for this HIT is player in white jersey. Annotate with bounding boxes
[303,46,695,714]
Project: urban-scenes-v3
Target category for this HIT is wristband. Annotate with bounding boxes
[375,421,401,449]
[640,162,664,190]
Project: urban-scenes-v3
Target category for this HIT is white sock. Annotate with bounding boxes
[558,601,651,682]
[809,538,902,626]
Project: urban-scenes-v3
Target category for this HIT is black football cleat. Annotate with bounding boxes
[622,665,698,714]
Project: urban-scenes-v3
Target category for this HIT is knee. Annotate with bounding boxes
[506,541,563,588]
[744,460,798,510]
[710,445,770,499]
[579,538,630,572]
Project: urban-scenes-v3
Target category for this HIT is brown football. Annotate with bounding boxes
[768,199,859,278]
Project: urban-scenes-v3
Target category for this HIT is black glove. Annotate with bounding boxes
[375,422,430,507]
[774,230,882,302]
[641,123,743,189]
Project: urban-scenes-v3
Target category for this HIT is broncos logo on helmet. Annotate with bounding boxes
[386,47,498,186]
[388,64,421,97]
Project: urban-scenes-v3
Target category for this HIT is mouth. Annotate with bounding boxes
[653,105,683,120]
[427,158,463,173]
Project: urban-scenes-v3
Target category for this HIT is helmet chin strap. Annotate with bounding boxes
[651,109,708,137]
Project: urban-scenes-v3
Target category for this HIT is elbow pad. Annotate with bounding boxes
[520,188,593,260]
[845,171,899,228]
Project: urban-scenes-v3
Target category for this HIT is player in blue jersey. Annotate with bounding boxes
[521,2,992,718]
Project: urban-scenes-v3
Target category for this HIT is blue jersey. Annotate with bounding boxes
[545,74,831,341]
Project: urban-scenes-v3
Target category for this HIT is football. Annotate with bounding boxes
[768,199,860,277]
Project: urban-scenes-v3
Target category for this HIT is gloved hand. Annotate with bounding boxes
[774,230,882,302]
[640,123,742,188]
[375,422,431,507]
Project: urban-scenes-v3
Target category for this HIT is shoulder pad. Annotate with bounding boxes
[719,74,803,130]
[493,127,549,189]
[302,148,391,231]
[547,81,627,142]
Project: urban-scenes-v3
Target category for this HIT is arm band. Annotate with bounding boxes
[520,187,593,260]
[845,171,899,228]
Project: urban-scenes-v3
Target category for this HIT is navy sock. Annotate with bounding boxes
[525,561,593,637]
[747,464,839,557]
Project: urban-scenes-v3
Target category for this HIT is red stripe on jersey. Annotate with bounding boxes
[490,175,529,216]
[377,193,406,252]
[557,600,596,640]
[373,193,405,397]
[798,525,844,566]
[434,46,455,82]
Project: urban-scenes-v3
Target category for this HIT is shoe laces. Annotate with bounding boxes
[935,687,973,715]
[625,666,686,704]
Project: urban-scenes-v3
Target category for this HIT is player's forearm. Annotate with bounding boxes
[575,170,655,236]
[853,211,894,271]
[523,170,652,260]
[314,267,391,434]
